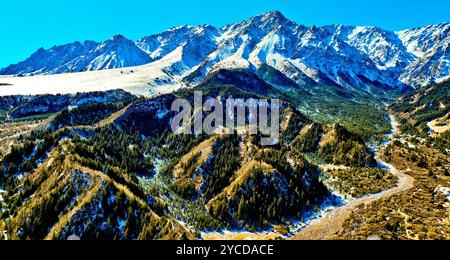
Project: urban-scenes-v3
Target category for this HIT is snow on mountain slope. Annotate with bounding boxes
[249,32,320,86]
[187,11,312,84]
[397,23,450,57]
[291,25,399,89]
[329,25,415,70]
[205,12,407,90]
[1,11,449,95]
[184,12,413,90]
[84,35,153,70]
[137,25,220,65]
[0,54,187,97]
[0,41,99,75]
[0,35,152,76]
[397,23,450,87]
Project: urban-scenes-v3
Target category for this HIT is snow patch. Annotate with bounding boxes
[436,187,450,210]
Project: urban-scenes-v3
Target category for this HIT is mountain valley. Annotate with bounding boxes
[0,11,449,241]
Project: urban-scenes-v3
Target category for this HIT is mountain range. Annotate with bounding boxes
[1,11,449,241]
[1,11,449,92]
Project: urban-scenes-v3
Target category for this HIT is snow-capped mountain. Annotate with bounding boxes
[1,11,449,91]
[83,35,153,71]
[0,41,98,75]
[397,23,450,87]
[0,35,152,75]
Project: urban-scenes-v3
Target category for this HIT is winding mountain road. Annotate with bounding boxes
[202,114,416,241]
[289,114,416,240]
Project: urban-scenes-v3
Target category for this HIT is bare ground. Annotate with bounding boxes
[289,169,415,240]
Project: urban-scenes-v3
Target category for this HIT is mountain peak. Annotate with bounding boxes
[101,35,137,48]
[256,10,289,24]
[110,34,127,41]
[242,10,295,32]
[2,13,449,90]
[262,10,285,19]
[167,25,193,32]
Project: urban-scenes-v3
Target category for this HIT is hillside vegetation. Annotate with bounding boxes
[0,71,380,238]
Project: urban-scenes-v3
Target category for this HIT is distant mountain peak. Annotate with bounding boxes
[167,25,193,32]
[260,10,286,20]
[248,10,293,28]
[101,35,136,47]
[111,34,127,40]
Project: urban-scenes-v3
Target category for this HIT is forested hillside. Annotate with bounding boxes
[391,79,449,137]
[0,70,378,239]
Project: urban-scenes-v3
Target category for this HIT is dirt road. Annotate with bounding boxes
[289,168,415,240]
[290,114,415,240]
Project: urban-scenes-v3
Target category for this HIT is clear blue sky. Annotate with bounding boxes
[1,0,449,68]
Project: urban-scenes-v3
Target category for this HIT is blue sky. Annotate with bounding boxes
[1,0,449,68]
